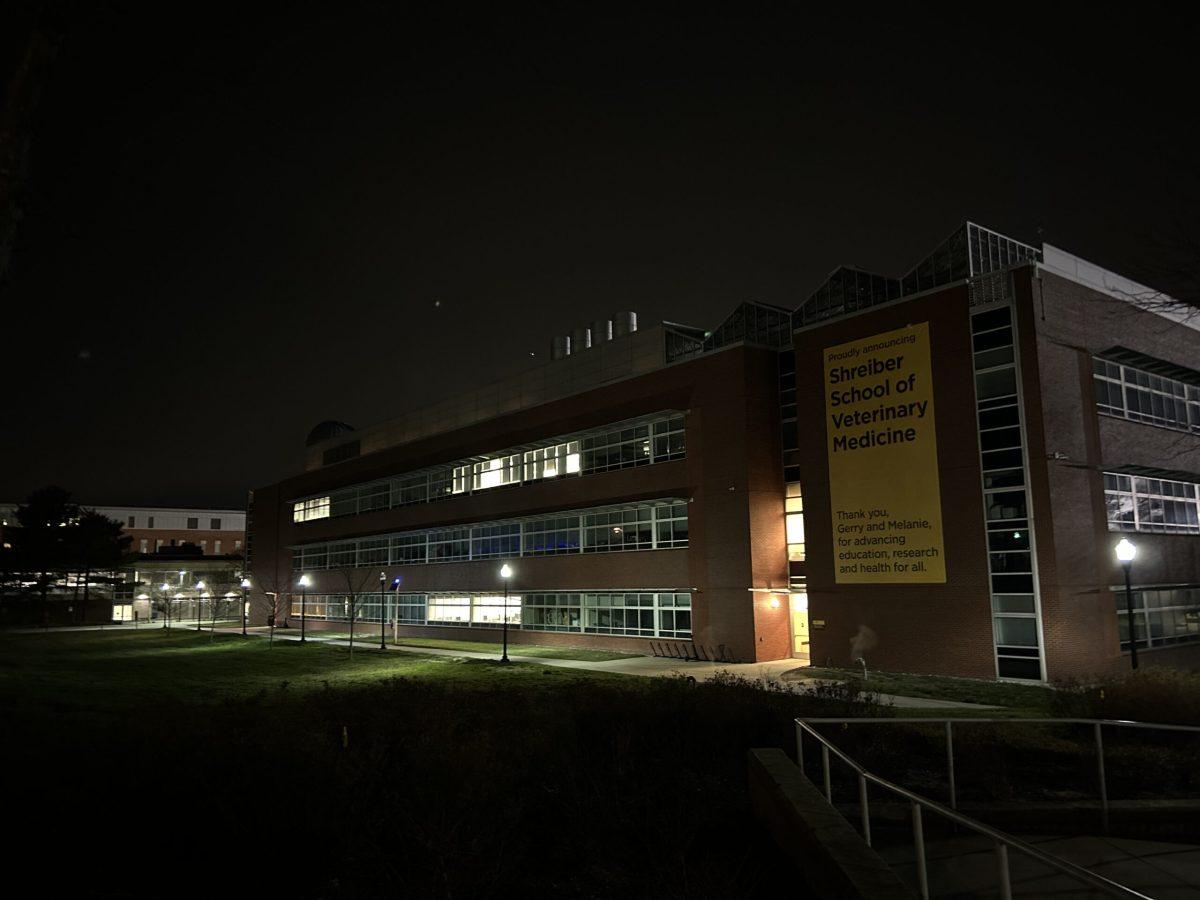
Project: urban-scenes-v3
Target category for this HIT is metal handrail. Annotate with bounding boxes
[793,717,1179,900]
[798,716,1200,734]
[798,717,1200,827]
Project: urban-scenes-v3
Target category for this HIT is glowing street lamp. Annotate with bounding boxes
[298,574,311,642]
[1115,538,1139,670]
[499,563,513,664]
[160,582,172,629]
[194,581,206,631]
[240,577,251,636]
[378,571,388,651]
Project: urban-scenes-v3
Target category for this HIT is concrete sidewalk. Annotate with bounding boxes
[879,833,1200,898]
[234,627,997,709]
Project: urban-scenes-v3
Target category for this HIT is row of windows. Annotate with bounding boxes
[1116,585,1200,651]
[124,515,225,529]
[292,413,686,523]
[291,501,689,571]
[1104,472,1200,535]
[289,591,694,639]
[1094,358,1200,434]
[137,538,241,554]
[972,305,1042,682]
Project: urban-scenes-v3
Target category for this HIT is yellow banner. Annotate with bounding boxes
[824,322,946,583]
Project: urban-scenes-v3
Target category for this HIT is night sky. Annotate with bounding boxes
[2,3,1195,509]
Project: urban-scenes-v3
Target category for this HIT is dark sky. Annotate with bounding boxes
[1,2,1195,508]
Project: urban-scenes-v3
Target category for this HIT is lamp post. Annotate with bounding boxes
[1115,538,1139,670]
[299,574,311,642]
[499,563,513,663]
[160,583,171,629]
[194,581,206,631]
[379,571,387,651]
[240,578,251,636]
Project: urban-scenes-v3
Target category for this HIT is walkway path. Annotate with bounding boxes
[230,627,997,709]
[4,621,998,709]
[879,833,1200,898]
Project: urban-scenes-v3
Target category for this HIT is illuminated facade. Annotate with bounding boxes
[249,224,1200,678]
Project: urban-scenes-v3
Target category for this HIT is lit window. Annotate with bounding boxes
[472,454,520,491]
[471,595,521,626]
[293,497,330,523]
[786,483,805,561]
[427,595,471,625]
[523,441,581,481]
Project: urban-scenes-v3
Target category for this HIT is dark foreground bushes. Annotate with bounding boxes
[3,666,876,899]
[1050,666,1200,726]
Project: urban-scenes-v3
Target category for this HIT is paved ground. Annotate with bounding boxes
[229,626,998,709]
[4,621,999,709]
[879,833,1200,898]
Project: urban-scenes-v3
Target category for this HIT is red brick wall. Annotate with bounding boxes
[249,345,790,663]
[794,285,995,677]
[1026,270,1200,678]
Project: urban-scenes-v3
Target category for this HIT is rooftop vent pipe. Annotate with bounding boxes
[613,311,638,336]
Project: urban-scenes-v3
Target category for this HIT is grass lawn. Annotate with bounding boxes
[0,627,817,898]
[804,666,1057,715]
[0,627,620,719]
[272,629,641,660]
[369,633,638,661]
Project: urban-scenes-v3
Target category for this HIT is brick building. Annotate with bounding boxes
[0,503,246,624]
[248,223,1200,680]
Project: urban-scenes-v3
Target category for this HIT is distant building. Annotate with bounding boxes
[247,223,1200,680]
[0,503,246,623]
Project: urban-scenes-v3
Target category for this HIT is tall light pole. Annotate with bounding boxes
[240,577,251,636]
[499,563,513,663]
[194,581,206,631]
[1115,538,1139,670]
[379,571,387,650]
[160,583,171,629]
[299,574,311,642]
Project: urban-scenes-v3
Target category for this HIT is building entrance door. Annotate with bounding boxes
[790,592,810,663]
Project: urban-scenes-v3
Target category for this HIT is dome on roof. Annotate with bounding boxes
[305,421,356,447]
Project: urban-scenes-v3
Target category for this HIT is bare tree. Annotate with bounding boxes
[334,567,377,658]
[250,564,292,647]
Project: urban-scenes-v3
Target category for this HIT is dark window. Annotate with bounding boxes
[323,440,361,466]
[147,516,155,528]
[187,517,199,529]
[997,656,1041,680]
[127,515,135,527]
[210,518,221,530]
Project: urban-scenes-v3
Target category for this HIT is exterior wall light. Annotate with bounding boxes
[1115,538,1138,669]
[499,564,513,662]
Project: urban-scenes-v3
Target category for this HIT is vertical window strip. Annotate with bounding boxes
[971,305,1045,681]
